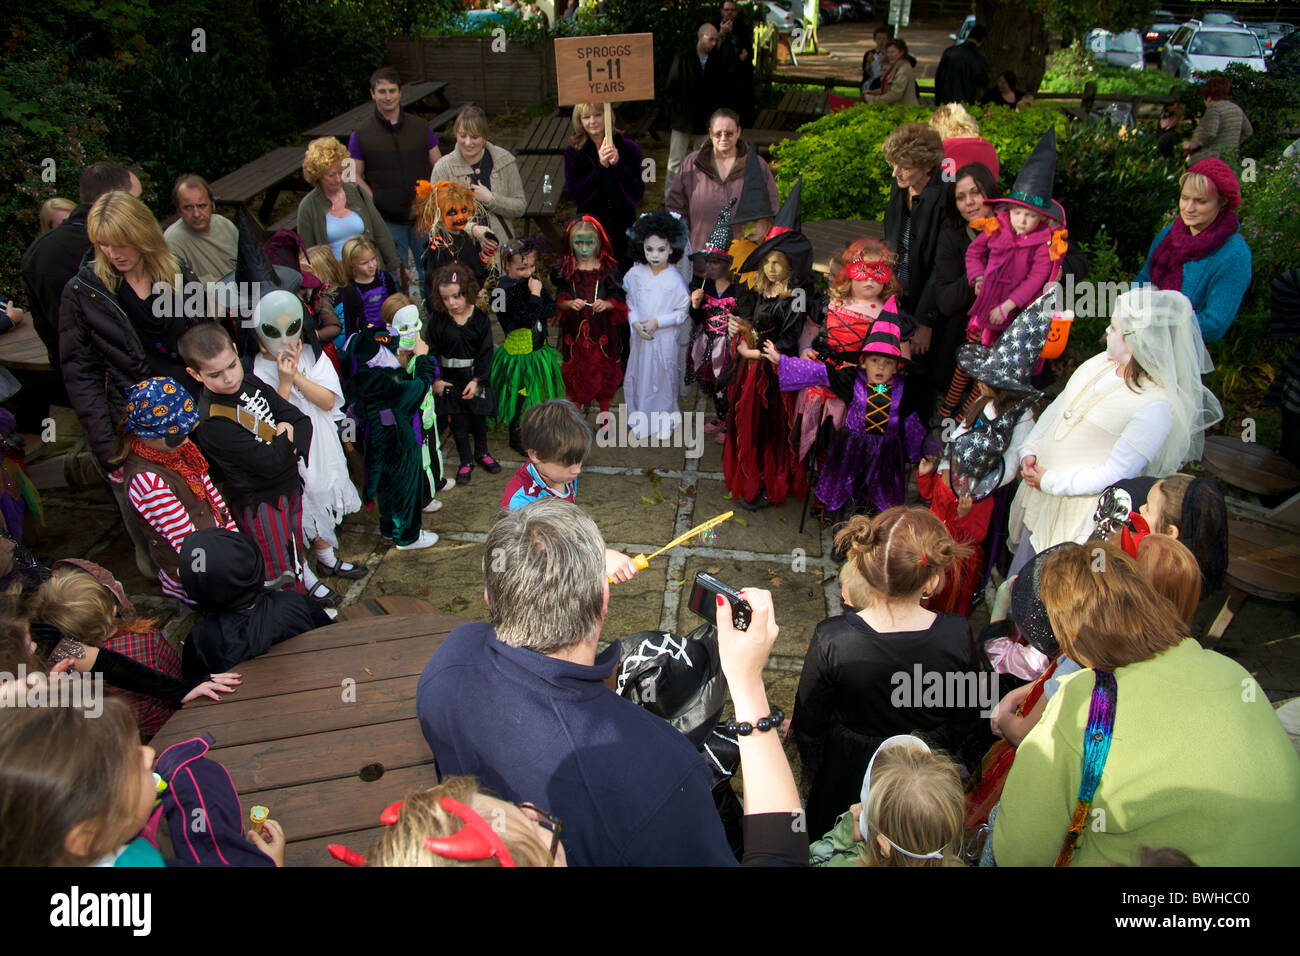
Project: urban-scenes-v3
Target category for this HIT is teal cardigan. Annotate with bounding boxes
[1134,224,1252,343]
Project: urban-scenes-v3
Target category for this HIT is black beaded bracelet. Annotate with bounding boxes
[725,707,785,736]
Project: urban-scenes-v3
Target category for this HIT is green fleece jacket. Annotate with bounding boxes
[994,638,1300,866]
[296,183,400,273]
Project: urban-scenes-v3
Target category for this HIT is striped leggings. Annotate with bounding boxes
[938,327,983,423]
[234,493,306,594]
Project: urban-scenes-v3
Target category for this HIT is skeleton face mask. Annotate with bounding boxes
[391,304,423,350]
[253,290,304,355]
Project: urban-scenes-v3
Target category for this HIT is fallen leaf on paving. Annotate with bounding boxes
[734,516,748,527]
[640,495,655,505]
[723,491,734,500]
[364,667,373,676]
[770,576,784,587]
[653,490,664,503]
[706,566,721,574]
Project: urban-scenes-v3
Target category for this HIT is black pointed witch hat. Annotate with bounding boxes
[739,178,812,282]
[989,128,1058,216]
[732,154,776,225]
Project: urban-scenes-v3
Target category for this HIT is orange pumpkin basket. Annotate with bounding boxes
[1041,311,1073,360]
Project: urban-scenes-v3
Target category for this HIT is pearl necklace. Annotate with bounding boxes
[1057,361,1123,431]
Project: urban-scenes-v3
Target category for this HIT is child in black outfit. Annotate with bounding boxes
[426,265,498,485]
[179,321,318,599]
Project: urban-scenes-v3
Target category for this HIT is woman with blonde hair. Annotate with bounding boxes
[59,191,209,482]
[295,137,400,272]
[39,197,77,234]
[563,103,645,269]
[792,506,981,836]
[992,540,1300,866]
[811,735,967,867]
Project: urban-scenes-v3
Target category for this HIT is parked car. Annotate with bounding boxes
[1246,21,1296,56]
[1086,28,1146,69]
[950,14,975,42]
[818,0,840,24]
[1162,20,1267,78]
[762,0,800,31]
[838,0,873,22]
[1143,13,1182,66]
[1202,10,1243,26]
[769,0,834,27]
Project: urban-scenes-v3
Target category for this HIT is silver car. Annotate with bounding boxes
[1086,28,1146,69]
[1162,21,1267,78]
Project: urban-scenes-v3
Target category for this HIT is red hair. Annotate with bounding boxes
[829,238,902,304]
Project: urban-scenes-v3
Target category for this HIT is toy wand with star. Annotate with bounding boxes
[609,511,734,581]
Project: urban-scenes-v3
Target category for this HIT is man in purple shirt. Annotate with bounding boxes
[348,67,442,294]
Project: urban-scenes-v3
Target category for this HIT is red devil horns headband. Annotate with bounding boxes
[327,796,517,867]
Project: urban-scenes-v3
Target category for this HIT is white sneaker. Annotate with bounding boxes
[423,498,444,513]
[396,530,439,551]
[437,478,456,493]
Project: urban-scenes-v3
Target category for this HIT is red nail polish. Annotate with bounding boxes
[716,595,725,607]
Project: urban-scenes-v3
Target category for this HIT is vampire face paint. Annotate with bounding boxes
[643,235,671,268]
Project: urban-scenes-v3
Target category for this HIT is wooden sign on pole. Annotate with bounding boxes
[554,33,655,106]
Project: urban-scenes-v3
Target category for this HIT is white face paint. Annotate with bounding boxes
[643,235,671,268]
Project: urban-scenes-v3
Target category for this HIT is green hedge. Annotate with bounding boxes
[1039,44,1183,97]
[769,103,1066,221]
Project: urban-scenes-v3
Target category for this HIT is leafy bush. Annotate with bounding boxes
[1055,122,1182,273]
[1040,44,1182,97]
[769,104,1065,220]
[0,46,119,300]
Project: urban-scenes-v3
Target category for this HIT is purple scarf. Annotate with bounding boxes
[1147,211,1239,291]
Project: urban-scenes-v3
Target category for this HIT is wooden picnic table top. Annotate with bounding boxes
[304,80,450,138]
[0,318,51,372]
[209,145,308,206]
[150,611,468,866]
[1203,434,1300,497]
[512,115,573,155]
[743,128,797,156]
[804,219,885,274]
[517,152,565,223]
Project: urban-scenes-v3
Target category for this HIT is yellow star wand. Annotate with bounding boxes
[610,511,735,581]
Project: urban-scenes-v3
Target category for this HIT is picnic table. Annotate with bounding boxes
[804,219,885,274]
[755,89,829,131]
[150,611,466,866]
[512,115,573,155]
[743,128,797,159]
[304,80,452,139]
[516,152,566,244]
[0,319,51,372]
[209,144,309,227]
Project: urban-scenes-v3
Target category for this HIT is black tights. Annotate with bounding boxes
[450,412,488,465]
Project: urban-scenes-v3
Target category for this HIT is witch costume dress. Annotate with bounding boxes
[552,232,629,410]
[778,313,924,518]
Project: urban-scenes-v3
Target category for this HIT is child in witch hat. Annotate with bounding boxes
[729,184,811,510]
[942,129,1069,422]
[767,312,923,520]
[551,216,629,415]
[686,198,751,440]
[917,294,1051,615]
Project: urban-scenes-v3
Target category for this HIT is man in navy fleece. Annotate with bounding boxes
[416,498,735,866]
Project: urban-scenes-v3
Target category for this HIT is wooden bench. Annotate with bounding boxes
[0,319,52,373]
[304,80,449,139]
[1202,434,1300,499]
[804,219,886,274]
[1205,492,1300,646]
[757,89,830,131]
[150,611,466,865]
[516,152,565,244]
[209,144,309,227]
[744,128,797,160]
[512,115,573,155]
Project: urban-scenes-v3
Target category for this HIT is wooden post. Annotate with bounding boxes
[603,101,613,143]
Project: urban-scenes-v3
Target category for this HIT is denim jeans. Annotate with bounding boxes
[385,220,429,296]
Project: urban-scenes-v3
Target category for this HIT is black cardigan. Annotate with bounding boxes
[882,169,949,328]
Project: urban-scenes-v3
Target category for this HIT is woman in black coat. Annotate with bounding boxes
[562,104,646,271]
[882,123,949,419]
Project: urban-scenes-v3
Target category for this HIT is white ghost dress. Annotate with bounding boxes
[623,263,691,440]
[254,349,363,547]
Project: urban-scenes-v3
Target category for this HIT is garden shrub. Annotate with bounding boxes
[769,103,1065,220]
[1040,44,1182,97]
[1173,64,1300,162]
